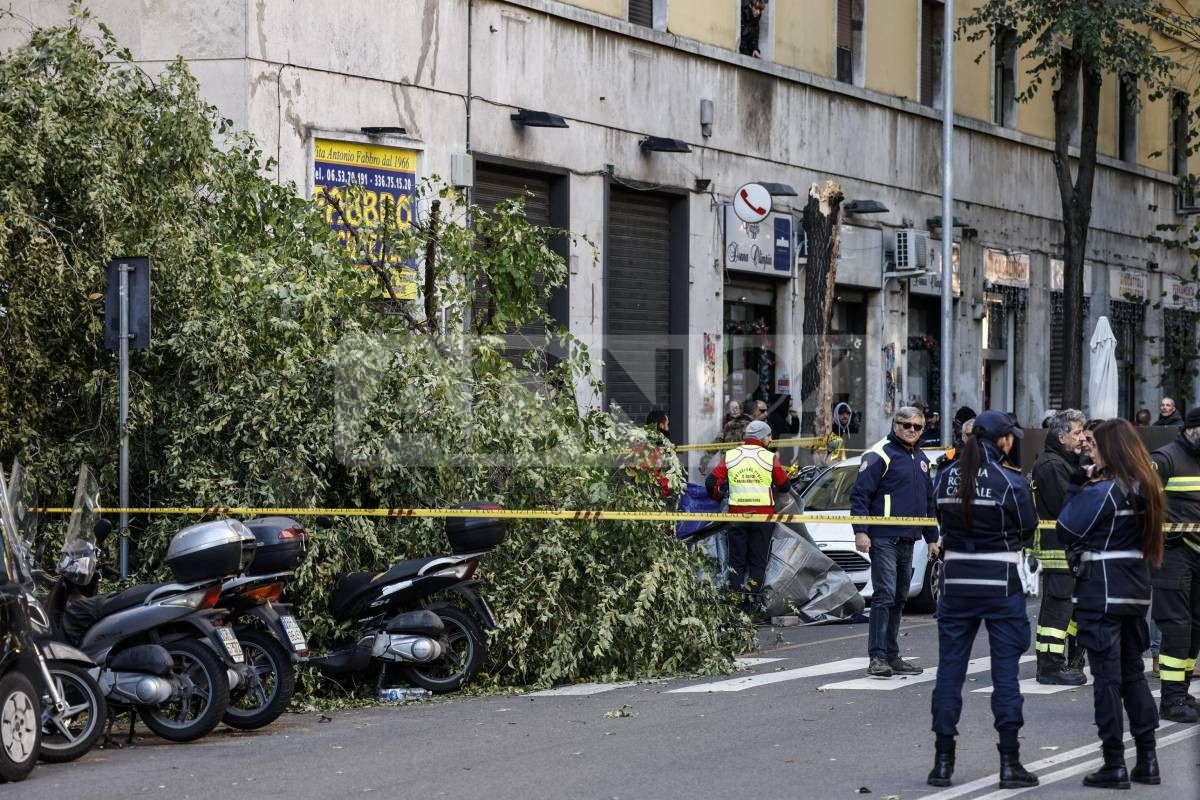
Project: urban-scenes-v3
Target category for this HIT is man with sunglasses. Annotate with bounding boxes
[851,406,940,677]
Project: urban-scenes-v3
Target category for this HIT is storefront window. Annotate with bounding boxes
[1162,308,1198,409]
[1110,300,1144,420]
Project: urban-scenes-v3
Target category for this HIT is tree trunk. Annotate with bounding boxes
[1052,42,1101,410]
[799,181,844,461]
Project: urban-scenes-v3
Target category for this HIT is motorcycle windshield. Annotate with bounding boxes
[62,464,101,585]
[0,462,34,592]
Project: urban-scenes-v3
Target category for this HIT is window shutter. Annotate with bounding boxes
[920,1,943,106]
[628,0,653,28]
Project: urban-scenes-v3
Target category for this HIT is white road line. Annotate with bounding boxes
[973,659,1157,694]
[967,726,1200,800]
[526,681,637,697]
[818,656,1036,692]
[734,657,786,668]
[667,657,871,693]
[916,720,1183,800]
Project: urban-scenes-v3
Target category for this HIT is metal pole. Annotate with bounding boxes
[118,262,130,579]
[940,0,955,446]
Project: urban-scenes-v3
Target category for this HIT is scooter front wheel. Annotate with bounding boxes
[139,638,230,742]
[401,605,485,693]
[222,628,294,730]
[38,661,106,763]
[0,671,40,782]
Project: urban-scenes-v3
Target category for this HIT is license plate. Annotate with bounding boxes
[475,596,497,628]
[217,627,245,663]
[280,615,308,652]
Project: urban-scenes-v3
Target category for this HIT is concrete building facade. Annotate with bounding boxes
[6,0,1200,469]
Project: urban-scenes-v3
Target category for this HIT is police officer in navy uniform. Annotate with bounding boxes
[927,410,1038,789]
[850,406,939,678]
[1057,419,1165,789]
[1149,405,1200,723]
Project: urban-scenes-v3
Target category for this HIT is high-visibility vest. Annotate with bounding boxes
[725,445,776,507]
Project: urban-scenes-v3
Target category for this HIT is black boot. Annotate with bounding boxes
[998,746,1038,789]
[1131,742,1160,786]
[927,735,955,787]
[1083,749,1130,790]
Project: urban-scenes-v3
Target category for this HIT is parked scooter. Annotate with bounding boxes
[219,517,310,730]
[40,466,253,743]
[5,462,107,764]
[307,508,506,693]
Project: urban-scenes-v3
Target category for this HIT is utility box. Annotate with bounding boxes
[451,153,474,188]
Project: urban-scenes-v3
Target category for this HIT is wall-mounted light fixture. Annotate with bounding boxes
[844,199,890,214]
[694,178,712,192]
[758,182,798,197]
[510,109,569,128]
[640,136,692,153]
[360,126,408,136]
[700,99,714,138]
[926,215,970,230]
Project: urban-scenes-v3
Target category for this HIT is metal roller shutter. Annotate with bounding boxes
[606,190,672,422]
[472,168,551,367]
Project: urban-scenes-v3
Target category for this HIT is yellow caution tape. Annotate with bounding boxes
[27,505,1200,532]
[675,435,838,452]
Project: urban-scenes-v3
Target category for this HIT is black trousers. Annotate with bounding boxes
[1074,609,1158,758]
[1150,544,1200,701]
[1036,571,1081,670]
[726,522,772,596]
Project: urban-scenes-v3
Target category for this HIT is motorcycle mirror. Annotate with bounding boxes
[93,518,113,543]
[314,515,334,530]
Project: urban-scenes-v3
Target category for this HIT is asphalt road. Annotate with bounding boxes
[17,604,1200,799]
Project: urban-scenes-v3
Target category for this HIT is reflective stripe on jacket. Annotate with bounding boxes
[1056,478,1152,616]
[1151,437,1200,554]
[933,439,1037,598]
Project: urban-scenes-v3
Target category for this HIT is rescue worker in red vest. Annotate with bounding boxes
[1150,405,1200,724]
[706,419,789,612]
[1029,408,1089,685]
[1057,419,1165,789]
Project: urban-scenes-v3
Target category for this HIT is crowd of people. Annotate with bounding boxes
[842,402,1200,790]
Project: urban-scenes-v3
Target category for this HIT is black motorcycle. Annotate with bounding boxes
[308,509,506,693]
[218,516,310,730]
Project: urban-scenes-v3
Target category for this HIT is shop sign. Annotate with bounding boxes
[984,248,1030,288]
[724,206,792,276]
[1049,259,1095,295]
[1108,267,1147,302]
[911,240,961,297]
[1162,275,1200,312]
[312,137,419,299]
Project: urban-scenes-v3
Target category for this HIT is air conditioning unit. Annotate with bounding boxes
[885,228,930,279]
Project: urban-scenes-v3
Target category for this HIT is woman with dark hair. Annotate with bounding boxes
[1057,419,1166,789]
[928,411,1039,789]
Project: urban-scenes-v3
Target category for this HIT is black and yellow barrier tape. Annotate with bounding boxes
[27,505,1200,533]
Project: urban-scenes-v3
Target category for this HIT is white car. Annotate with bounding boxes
[795,450,946,612]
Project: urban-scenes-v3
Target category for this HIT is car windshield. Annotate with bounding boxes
[801,465,859,511]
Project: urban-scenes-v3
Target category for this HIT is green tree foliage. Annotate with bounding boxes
[0,10,747,694]
[958,0,1191,409]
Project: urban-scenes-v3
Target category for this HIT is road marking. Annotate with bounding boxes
[667,657,871,693]
[967,726,1200,800]
[759,620,938,655]
[818,656,1035,691]
[526,681,637,697]
[916,719,1184,800]
[734,657,786,668]
[971,659,1158,695]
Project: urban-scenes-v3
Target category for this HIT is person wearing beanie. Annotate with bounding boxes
[1149,405,1200,724]
[850,406,939,679]
[929,410,1039,790]
[705,418,789,615]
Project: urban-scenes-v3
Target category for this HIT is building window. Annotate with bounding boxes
[919,0,944,107]
[1171,91,1195,210]
[628,0,666,31]
[739,0,770,59]
[1049,291,1090,409]
[1118,73,1138,163]
[1110,300,1144,419]
[992,27,1018,127]
[1163,308,1199,409]
[836,0,865,86]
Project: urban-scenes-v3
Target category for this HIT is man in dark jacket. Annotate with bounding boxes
[1150,406,1200,723]
[1029,408,1088,685]
[1155,397,1184,427]
[850,406,939,678]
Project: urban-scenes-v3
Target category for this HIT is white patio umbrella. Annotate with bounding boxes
[1088,315,1119,420]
